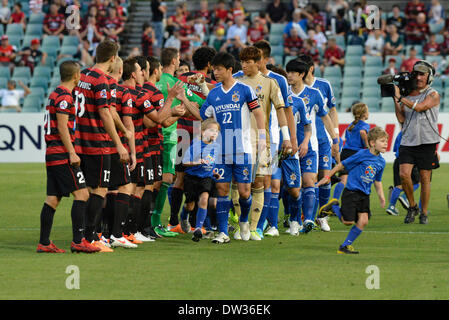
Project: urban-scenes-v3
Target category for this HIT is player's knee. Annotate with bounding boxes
[341,218,354,226]
[239,189,251,199]
[288,188,300,199]
[198,193,209,207]
[45,196,60,209]
[184,202,195,211]
[73,188,89,202]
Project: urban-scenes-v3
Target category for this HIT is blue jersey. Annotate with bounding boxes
[393,131,402,158]
[343,120,370,151]
[200,80,259,157]
[312,77,336,145]
[342,148,386,195]
[290,93,311,157]
[291,85,327,152]
[182,139,217,178]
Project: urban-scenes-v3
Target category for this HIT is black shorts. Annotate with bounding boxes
[339,148,359,176]
[109,153,131,189]
[341,188,371,222]
[152,153,163,182]
[175,145,186,173]
[398,143,438,171]
[47,163,87,197]
[393,158,420,187]
[183,174,214,203]
[130,162,145,187]
[143,156,155,185]
[79,154,111,188]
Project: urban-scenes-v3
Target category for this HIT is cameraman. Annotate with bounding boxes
[393,60,440,225]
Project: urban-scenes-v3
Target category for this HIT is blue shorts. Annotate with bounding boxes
[300,149,318,174]
[214,153,253,184]
[276,157,301,188]
[318,141,332,171]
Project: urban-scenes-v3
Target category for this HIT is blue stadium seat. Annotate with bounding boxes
[345,55,363,67]
[346,45,364,57]
[22,96,42,113]
[344,66,362,78]
[362,96,381,111]
[361,86,381,99]
[0,77,7,88]
[33,66,52,80]
[25,24,43,37]
[384,55,402,68]
[59,45,78,56]
[269,34,283,46]
[343,76,362,89]
[341,86,360,99]
[7,35,22,49]
[323,66,342,78]
[28,13,45,24]
[270,23,286,35]
[62,36,80,47]
[30,77,49,93]
[12,66,31,78]
[6,23,24,37]
[364,66,382,77]
[11,76,30,86]
[364,56,383,67]
[0,67,10,79]
[42,36,60,49]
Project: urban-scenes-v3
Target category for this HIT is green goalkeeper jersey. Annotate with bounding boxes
[156,72,205,143]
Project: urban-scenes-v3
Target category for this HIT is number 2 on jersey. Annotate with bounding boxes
[222,112,232,124]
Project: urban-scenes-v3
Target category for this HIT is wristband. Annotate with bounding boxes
[412,100,418,110]
[258,129,266,140]
[325,175,331,181]
[332,137,339,145]
[280,126,290,141]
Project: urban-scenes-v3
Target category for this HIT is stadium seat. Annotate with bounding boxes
[335,35,346,49]
[384,55,402,68]
[362,76,378,88]
[29,86,46,98]
[6,23,24,37]
[362,97,381,111]
[341,86,360,99]
[405,45,423,56]
[344,66,362,78]
[323,66,342,78]
[381,97,395,112]
[270,23,286,35]
[269,34,283,46]
[25,24,43,37]
[342,76,362,89]
[0,67,10,79]
[22,96,42,113]
[30,77,49,93]
[7,35,22,49]
[33,66,52,80]
[42,36,60,49]
[361,86,381,98]
[271,45,283,56]
[0,107,18,113]
[21,35,35,48]
[432,77,443,91]
[345,56,363,67]
[346,45,364,57]
[364,56,383,67]
[364,66,382,77]
[42,46,58,60]
[12,66,31,79]
[273,55,283,66]
[424,55,443,66]
[0,77,7,88]
[28,13,45,24]
[443,96,449,111]
[62,36,80,47]
[11,76,30,86]
[327,76,341,91]
[59,45,78,56]
[41,56,55,67]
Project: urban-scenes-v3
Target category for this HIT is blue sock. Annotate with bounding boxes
[302,187,316,221]
[203,215,212,230]
[216,196,231,235]
[282,187,290,216]
[319,183,332,207]
[238,195,252,223]
[312,187,320,221]
[257,190,272,230]
[413,183,419,192]
[290,195,302,223]
[333,182,345,200]
[180,207,190,220]
[167,184,173,206]
[341,225,362,248]
[333,204,342,221]
[195,207,208,229]
[389,187,402,206]
[419,198,422,211]
[268,193,280,228]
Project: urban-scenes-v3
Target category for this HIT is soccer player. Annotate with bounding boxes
[153,47,205,237]
[169,46,217,233]
[185,52,266,244]
[73,40,130,250]
[299,53,340,232]
[181,118,220,242]
[232,46,291,241]
[37,60,100,253]
[285,59,339,233]
[141,55,186,238]
[317,127,387,254]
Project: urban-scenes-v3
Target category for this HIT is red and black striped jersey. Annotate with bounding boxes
[74,67,113,155]
[122,84,155,163]
[177,71,216,144]
[115,84,134,152]
[106,75,119,154]
[143,81,164,154]
[44,85,76,167]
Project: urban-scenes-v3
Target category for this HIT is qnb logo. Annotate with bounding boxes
[66,5,80,30]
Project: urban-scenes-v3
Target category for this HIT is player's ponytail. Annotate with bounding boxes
[348,103,368,132]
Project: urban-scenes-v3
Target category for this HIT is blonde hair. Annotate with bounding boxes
[348,102,369,132]
[201,118,220,132]
[368,126,389,146]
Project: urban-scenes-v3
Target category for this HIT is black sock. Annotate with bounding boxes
[103,193,116,238]
[71,200,86,244]
[128,195,141,234]
[85,194,104,242]
[39,203,56,245]
[139,190,152,232]
[146,190,155,229]
[112,193,131,238]
[189,203,197,228]
[169,187,184,226]
[207,202,217,228]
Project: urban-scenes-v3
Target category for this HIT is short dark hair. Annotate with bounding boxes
[285,59,309,77]
[239,46,262,62]
[95,39,119,63]
[160,47,179,67]
[192,46,217,70]
[254,40,271,58]
[134,55,148,71]
[122,57,138,81]
[60,60,80,82]
[179,59,190,70]
[211,52,235,71]
[297,54,313,67]
[147,56,161,76]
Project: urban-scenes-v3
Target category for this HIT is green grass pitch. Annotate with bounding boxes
[1,163,449,300]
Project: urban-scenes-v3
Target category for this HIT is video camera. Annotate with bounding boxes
[377,72,417,98]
